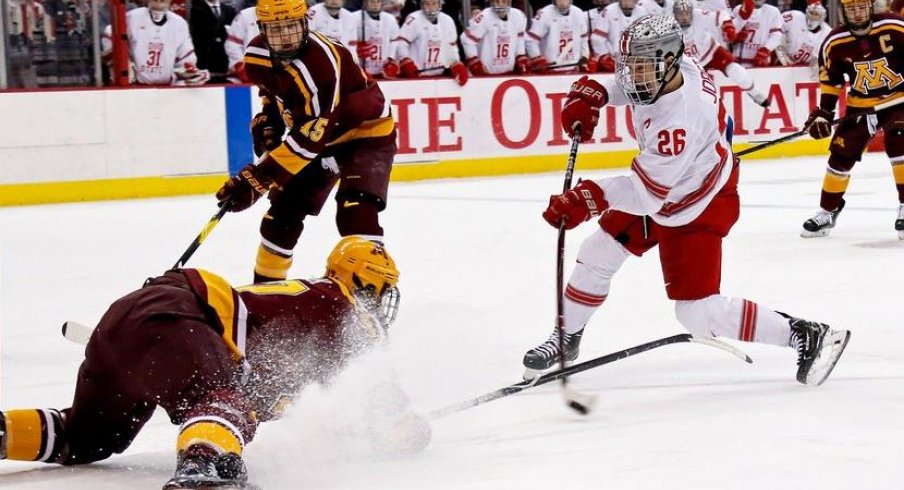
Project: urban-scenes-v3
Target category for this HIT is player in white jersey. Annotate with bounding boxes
[306,0,354,44]
[460,0,529,75]
[590,0,640,72]
[101,0,208,86]
[635,0,674,16]
[776,1,828,72]
[674,0,769,106]
[394,0,468,85]
[348,0,402,78]
[224,6,259,82]
[731,0,783,67]
[525,0,590,73]
[523,15,850,387]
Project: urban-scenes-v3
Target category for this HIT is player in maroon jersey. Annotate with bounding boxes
[0,238,425,489]
[802,0,904,239]
[216,0,398,283]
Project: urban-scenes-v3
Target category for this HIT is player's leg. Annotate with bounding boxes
[802,111,870,237]
[522,211,656,377]
[256,160,340,282]
[879,107,904,238]
[709,46,768,108]
[334,135,395,243]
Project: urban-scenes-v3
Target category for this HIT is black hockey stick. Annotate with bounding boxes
[555,128,596,415]
[170,205,228,270]
[427,334,752,420]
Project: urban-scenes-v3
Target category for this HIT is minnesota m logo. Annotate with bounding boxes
[852,57,904,93]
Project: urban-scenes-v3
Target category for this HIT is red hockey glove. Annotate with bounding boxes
[721,21,737,43]
[383,58,400,79]
[581,56,597,73]
[216,164,273,212]
[233,61,248,83]
[543,179,609,230]
[739,0,754,19]
[466,56,487,76]
[400,58,419,78]
[530,56,550,73]
[450,61,469,86]
[561,75,608,142]
[515,55,530,74]
[250,110,285,157]
[754,47,772,67]
[805,107,834,140]
[596,54,616,72]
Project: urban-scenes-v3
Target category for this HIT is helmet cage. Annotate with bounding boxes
[260,17,307,60]
[615,16,684,106]
[806,4,826,30]
[673,0,693,29]
[840,0,872,35]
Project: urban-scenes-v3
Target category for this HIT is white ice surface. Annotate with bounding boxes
[1,155,902,489]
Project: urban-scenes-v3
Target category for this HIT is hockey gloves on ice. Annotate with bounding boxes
[543,179,609,230]
[250,109,286,157]
[450,62,469,86]
[217,164,273,212]
[561,75,608,142]
[805,108,834,140]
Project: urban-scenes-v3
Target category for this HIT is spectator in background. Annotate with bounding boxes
[190,0,236,83]
[526,0,590,74]
[307,0,354,43]
[8,0,55,43]
[348,0,402,78]
[731,0,782,67]
[225,5,259,82]
[394,0,469,84]
[460,0,529,76]
[102,0,209,85]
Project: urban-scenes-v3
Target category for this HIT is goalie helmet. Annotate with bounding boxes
[806,1,827,30]
[257,0,309,60]
[839,0,872,36]
[672,0,694,30]
[326,237,401,326]
[615,15,684,106]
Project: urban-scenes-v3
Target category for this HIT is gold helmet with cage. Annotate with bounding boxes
[839,0,873,36]
[257,0,309,60]
[326,237,401,326]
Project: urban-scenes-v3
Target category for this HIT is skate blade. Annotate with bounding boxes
[805,329,851,386]
[898,230,903,240]
[522,361,574,381]
[800,228,831,238]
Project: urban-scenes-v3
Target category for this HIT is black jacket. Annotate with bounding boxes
[189,1,237,76]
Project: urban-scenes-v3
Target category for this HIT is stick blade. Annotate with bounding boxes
[62,321,94,345]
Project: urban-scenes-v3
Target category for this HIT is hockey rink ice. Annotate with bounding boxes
[1,154,902,489]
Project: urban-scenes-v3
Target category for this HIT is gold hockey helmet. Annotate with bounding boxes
[326,237,401,325]
[839,0,873,36]
[257,0,309,59]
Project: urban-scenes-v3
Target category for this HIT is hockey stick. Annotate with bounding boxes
[554,129,596,415]
[735,95,904,158]
[171,205,228,270]
[427,333,752,420]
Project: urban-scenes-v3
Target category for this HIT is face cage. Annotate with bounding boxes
[806,9,825,30]
[261,19,307,60]
[353,285,401,328]
[492,4,511,17]
[842,1,872,32]
[674,9,692,29]
[616,54,673,106]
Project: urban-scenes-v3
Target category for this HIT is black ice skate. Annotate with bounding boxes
[801,199,845,238]
[789,317,850,386]
[0,411,6,459]
[163,451,250,490]
[522,328,584,380]
[895,203,904,240]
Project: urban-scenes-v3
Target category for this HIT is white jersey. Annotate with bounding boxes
[681,8,726,66]
[394,10,461,76]
[731,3,783,66]
[225,6,259,70]
[101,8,196,85]
[591,4,642,57]
[781,10,829,66]
[635,0,675,16]
[694,0,731,12]
[347,10,400,75]
[460,7,528,74]
[306,3,354,44]
[596,57,733,226]
[525,5,590,68]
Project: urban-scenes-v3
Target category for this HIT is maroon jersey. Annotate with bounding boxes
[818,13,904,110]
[182,268,380,419]
[242,32,396,184]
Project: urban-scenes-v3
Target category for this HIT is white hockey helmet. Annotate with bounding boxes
[619,0,636,16]
[806,1,827,30]
[615,15,684,105]
[324,0,344,16]
[673,0,694,30]
[147,0,172,12]
[364,0,383,16]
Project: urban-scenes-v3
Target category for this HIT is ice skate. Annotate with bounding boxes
[163,451,249,490]
[522,328,584,380]
[746,89,771,108]
[895,203,904,240]
[801,199,845,237]
[789,317,850,386]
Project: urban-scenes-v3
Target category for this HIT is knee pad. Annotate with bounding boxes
[259,213,305,251]
[575,229,631,280]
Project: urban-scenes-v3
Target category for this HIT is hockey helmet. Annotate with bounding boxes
[806,1,827,30]
[421,0,442,22]
[324,0,344,16]
[554,0,573,15]
[839,0,873,35]
[491,0,512,18]
[615,15,684,105]
[257,0,309,60]
[754,0,766,7]
[673,0,694,30]
[326,237,401,326]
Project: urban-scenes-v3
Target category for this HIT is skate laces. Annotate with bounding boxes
[532,330,573,359]
[809,209,835,227]
[897,203,904,220]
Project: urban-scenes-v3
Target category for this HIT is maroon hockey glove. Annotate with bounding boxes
[515,55,530,74]
[466,56,487,76]
[530,56,550,73]
[543,179,609,230]
[400,58,419,78]
[216,164,272,212]
[754,47,772,67]
[451,62,469,86]
[561,75,608,142]
[383,58,400,79]
[596,54,616,73]
[721,21,737,43]
[805,108,834,140]
[250,110,285,157]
